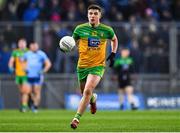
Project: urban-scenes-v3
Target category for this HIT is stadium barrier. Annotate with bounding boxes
[0,74,180,109]
[65,93,145,110]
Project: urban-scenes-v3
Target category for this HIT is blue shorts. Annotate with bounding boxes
[27,76,44,86]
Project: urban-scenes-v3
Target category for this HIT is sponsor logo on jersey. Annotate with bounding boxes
[88,38,100,47]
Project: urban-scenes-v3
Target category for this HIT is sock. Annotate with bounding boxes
[34,105,38,109]
[28,96,34,108]
[120,104,124,110]
[131,103,137,110]
[22,103,28,109]
[74,113,81,120]
[90,95,94,103]
[90,93,96,103]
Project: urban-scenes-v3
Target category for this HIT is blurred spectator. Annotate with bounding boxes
[144,8,159,22]
[98,0,110,14]
[108,5,123,21]
[66,5,78,21]
[0,46,11,73]
[60,0,78,21]
[172,0,180,21]
[6,0,18,21]
[0,0,5,10]
[130,39,143,73]
[23,1,40,22]
[0,2,6,19]
[76,0,87,21]
[41,24,54,63]
[0,0,178,22]
[0,35,11,73]
[115,0,131,20]
[56,24,71,38]
[3,24,17,48]
[158,0,172,21]
[16,0,28,20]
[48,0,62,22]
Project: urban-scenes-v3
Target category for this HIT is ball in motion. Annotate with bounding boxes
[59,36,76,52]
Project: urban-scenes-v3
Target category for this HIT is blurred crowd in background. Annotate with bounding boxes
[0,0,180,22]
[0,0,180,74]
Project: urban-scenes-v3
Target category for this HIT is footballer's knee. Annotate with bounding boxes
[34,91,40,98]
[21,88,31,94]
[83,88,92,97]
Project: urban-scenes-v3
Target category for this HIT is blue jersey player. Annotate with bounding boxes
[24,42,51,112]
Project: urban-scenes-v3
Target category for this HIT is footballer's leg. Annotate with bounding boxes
[18,84,28,112]
[70,81,85,129]
[125,86,138,110]
[90,93,97,114]
[20,83,31,112]
[79,81,86,94]
[16,77,25,112]
[31,85,41,113]
[71,74,101,129]
[30,76,43,113]
[28,93,34,109]
[118,88,125,110]
[79,80,98,113]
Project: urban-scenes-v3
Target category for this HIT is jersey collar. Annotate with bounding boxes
[88,23,100,28]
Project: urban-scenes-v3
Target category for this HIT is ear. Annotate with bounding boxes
[99,12,102,19]
[87,10,90,17]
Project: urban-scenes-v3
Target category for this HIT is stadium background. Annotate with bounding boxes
[0,0,180,110]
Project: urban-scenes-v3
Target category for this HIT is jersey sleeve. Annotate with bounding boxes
[22,53,27,61]
[11,50,17,57]
[72,26,80,41]
[108,27,115,39]
[41,51,48,61]
[114,58,121,67]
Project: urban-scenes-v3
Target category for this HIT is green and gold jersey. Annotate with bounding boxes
[73,23,115,68]
[12,48,28,76]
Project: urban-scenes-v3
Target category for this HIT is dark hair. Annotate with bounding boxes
[120,47,130,52]
[30,40,38,44]
[28,41,38,48]
[88,4,102,12]
[18,38,26,42]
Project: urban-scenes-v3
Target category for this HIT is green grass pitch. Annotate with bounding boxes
[0,110,180,132]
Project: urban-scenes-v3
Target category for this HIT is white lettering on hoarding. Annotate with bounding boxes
[147,97,180,108]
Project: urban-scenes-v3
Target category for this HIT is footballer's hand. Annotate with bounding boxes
[106,52,116,67]
[39,70,45,75]
[9,67,14,73]
[24,69,28,74]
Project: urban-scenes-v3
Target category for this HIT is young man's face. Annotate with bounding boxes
[18,39,27,49]
[121,49,130,58]
[88,9,101,25]
[30,43,39,52]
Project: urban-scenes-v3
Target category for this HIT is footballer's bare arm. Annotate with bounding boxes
[111,34,118,53]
